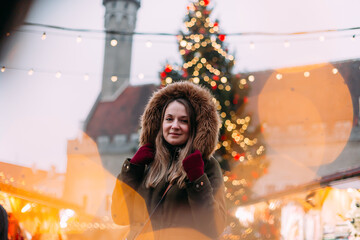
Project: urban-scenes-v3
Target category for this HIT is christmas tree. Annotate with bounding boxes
[159,0,273,238]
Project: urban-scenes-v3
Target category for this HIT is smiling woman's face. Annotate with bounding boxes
[162,101,190,146]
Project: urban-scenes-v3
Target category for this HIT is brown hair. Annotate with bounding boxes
[145,98,196,189]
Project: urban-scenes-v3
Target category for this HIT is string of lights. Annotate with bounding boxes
[0,65,162,82]
[2,20,360,82]
[8,28,359,61]
[22,21,360,37]
[4,22,359,47]
[2,63,358,83]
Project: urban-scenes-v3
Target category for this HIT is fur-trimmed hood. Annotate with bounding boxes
[140,81,221,159]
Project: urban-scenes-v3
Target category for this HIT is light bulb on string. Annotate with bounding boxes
[283,40,290,48]
[248,75,255,82]
[304,71,310,77]
[41,32,47,40]
[145,41,152,48]
[351,35,356,41]
[276,73,282,80]
[332,68,338,74]
[55,72,62,78]
[84,74,89,81]
[249,42,255,49]
[319,36,325,42]
[138,73,144,79]
[76,36,82,43]
[110,39,118,46]
[1,66,5,72]
[28,69,34,76]
[111,76,118,82]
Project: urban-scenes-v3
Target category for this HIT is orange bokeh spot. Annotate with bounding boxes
[257,63,353,173]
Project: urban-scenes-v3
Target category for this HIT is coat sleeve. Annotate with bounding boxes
[185,157,226,239]
[111,159,149,226]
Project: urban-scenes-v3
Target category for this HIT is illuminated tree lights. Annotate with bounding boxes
[158,2,272,238]
[159,0,268,207]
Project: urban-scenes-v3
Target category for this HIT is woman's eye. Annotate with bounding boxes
[181,119,188,123]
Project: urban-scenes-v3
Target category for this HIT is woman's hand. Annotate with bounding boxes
[182,150,204,182]
[130,143,154,165]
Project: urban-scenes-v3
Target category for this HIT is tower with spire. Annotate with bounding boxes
[64,0,160,221]
[101,0,141,101]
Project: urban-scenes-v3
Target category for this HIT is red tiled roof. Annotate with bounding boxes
[85,84,159,139]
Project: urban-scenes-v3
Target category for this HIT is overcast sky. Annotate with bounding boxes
[0,0,360,172]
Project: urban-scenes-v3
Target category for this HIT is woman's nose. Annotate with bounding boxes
[171,120,180,129]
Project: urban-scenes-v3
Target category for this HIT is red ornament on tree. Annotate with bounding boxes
[218,34,226,41]
[243,96,248,104]
[234,153,245,161]
[213,75,219,81]
[204,0,210,6]
[220,135,227,141]
[233,94,239,105]
[214,22,218,27]
[165,65,172,73]
[160,71,166,78]
[212,84,217,90]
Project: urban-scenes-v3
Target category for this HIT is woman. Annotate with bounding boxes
[112,82,226,240]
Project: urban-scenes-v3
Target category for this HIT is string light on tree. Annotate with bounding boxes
[248,75,255,82]
[28,69,34,76]
[158,4,268,233]
[1,66,5,72]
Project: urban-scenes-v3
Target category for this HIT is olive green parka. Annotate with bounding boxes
[111,82,226,240]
